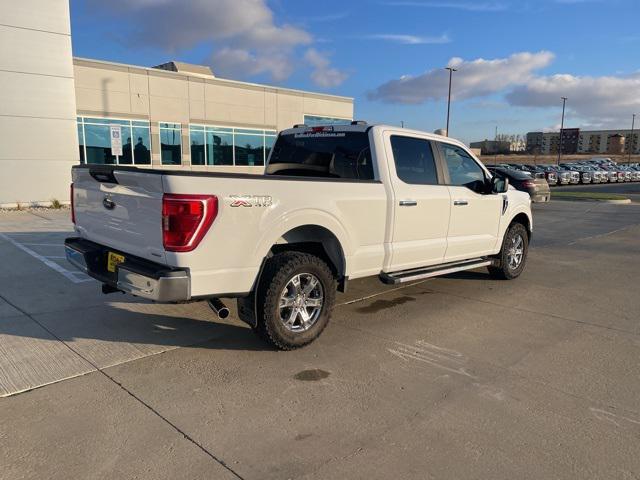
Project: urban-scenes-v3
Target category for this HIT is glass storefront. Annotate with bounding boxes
[77,117,151,165]
[189,125,276,166]
[160,123,182,165]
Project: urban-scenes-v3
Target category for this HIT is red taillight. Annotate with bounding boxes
[523,181,536,187]
[162,194,217,252]
[70,183,75,224]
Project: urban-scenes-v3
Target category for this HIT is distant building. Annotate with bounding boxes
[469,140,511,155]
[608,134,625,154]
[526,132,544,154]
[526,128,640,155]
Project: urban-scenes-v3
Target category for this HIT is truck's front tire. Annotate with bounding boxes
[254,251,336,350]
[488,222,529,280]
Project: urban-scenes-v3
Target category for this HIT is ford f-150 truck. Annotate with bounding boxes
[65,123,532,350]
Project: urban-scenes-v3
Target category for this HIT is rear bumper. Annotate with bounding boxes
[64,237,190,302]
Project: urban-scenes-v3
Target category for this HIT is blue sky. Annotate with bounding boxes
[70,0,640,144]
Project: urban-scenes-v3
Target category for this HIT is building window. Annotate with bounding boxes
[190,126,206,165]
[189,124,277,166]
[207,127,233,165]
[160,123,182,165]
[265,134,276,161]
[235,129,264,166]
[304,115,351,126]
[77,118,85,164]
[77,117,151,165]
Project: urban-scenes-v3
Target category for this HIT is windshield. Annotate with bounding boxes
[266,131,374,180]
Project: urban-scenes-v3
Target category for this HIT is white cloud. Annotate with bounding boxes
[368,51,554,103]
[382,1,508,12]
[364,33,451,44]
[506,73,640,127]
[304,49,349,88]
[88,0,347,85]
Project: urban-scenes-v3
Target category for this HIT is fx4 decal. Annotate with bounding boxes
[229,195,273,208]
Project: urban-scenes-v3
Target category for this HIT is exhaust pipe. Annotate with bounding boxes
[207,298,230,319]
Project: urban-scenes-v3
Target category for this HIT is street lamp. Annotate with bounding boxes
[629,113,636,164]
[557,96,567,165]
[445,67,457,137]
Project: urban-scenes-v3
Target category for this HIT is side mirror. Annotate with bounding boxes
[490,175,509,194]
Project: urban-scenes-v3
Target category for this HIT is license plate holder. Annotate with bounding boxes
[107,251,125,273]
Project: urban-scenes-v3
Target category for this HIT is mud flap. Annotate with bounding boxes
[237,292,258,328]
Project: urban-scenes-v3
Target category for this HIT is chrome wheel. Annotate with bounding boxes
[506,234,524,270]
[278,273,324,333]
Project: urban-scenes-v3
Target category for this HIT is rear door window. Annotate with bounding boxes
[390,135,439,185]
[266,130,374,180]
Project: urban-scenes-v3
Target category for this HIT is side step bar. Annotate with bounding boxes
[379,258,494,285]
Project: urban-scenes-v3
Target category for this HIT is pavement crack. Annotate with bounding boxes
[0,292,245,480]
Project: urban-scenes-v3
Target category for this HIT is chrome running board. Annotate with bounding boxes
[379,258,494,285]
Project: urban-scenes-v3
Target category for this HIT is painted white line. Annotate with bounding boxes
[0,233,88,284]
[43,256,67,259]
[20,243,63,247]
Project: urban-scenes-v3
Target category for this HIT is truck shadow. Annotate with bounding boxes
[1,301,273,353]
[0,229,273,352]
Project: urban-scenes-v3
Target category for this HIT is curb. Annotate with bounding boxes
[552,197,632,204]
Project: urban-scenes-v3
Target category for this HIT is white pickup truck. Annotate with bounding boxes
[66,123,532,349]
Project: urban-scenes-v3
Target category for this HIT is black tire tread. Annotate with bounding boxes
[488,222,529,280]
[254,251,336,350]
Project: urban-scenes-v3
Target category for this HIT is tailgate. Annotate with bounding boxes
[72,167,167,264]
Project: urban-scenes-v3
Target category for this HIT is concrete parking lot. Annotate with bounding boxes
[2,197,640,479]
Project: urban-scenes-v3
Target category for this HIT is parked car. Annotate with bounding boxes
[65,123,533,349]
[598,165,618,182]
[488,167,550,203]
[538,165,561,185]
[544,165,571,185]
[562,164,592,184]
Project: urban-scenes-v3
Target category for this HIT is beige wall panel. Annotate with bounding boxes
[188,79,205,100]
[150,96,189,123]
[0,116,78,161]
[276,92,304,111]
[2,0,70,34]
[0,25,73,78]
[149,75,189,99]
[204,102,265,126]
[75,87,131,116]
[276,110,303,131]
[129,72,149,95]
[0,159,76,205]
[205,83,264,108]
[0,71,76,119]
[264,108,277,127]
[130,93,150,116]
[303,96,353,118]
[73,64,130,92]
[188,100,206,121]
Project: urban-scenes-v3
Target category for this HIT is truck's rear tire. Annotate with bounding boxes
[254,251,336,350]
[488,222,528,280]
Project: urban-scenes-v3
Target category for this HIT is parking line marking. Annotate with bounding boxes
[0,233,91,284]
[20,243,64,247]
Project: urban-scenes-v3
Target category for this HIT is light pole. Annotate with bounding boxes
[557,96,567,165]
[445,67,457,137]
[629,113,636,164]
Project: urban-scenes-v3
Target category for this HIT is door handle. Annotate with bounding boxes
[399,200,418,207]
[453,200,469,206]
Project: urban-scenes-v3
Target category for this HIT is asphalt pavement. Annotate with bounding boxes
[1,197,639,479]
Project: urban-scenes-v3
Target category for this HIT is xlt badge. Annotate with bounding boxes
[229,195,273,208]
